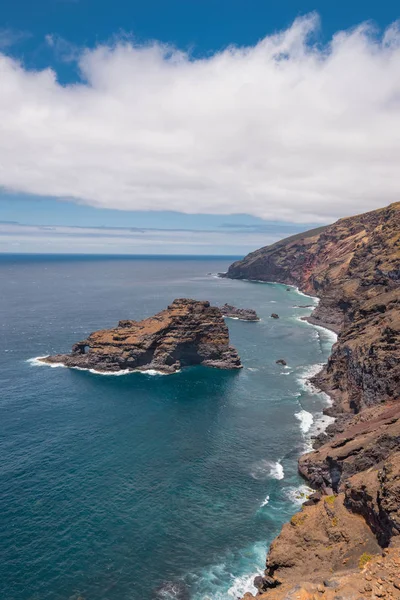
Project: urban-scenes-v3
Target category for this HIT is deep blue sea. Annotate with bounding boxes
[0,255,336,600]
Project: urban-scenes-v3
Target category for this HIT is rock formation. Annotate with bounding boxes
[40,299,242,374]
[219,303,260,321]
[225,202,400,599]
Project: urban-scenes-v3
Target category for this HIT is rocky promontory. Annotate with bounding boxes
[40,299,242,374]
[225,202,400,599]
[219,303,260,321]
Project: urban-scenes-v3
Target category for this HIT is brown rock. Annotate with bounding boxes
[40,299,242,374]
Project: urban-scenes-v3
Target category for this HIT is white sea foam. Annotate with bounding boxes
[296,362,325,391]
[190,545,266,600]
[298,315,338,344]
[27,356,66,368]
[295,409,314,433]
[251,459,284,480]
[285,484,315,505]
[260,494,270,507]
[227,572,258,598]
[27,357,177,376]
[311,412,335,437]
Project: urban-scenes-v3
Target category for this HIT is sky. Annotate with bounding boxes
[1,1,400,254]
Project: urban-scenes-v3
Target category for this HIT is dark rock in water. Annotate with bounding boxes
[219,303,259,321]
[303,491,322,506]
[286,288,291,291]
[276,359,287,366]
[253,575,280,592]
[271,313,279,319]
[40,298,242,374]
[154,581,190,599]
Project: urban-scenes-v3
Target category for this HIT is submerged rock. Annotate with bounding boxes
[40,298,242,374]
[219,303,260,321]
[271,313,280,319]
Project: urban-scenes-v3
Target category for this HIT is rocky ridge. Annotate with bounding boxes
[40,298,242,374]
[225,202,400,599]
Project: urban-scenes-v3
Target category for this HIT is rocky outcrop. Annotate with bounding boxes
[219,304,260,321]
[225,203,400,598]
[40,299,242,374]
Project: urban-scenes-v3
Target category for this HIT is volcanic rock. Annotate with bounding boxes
[276,359,287,366]
[225,202,400,600]
[40,298,242,374]
[219,303,260,321]
[271,313,280,319]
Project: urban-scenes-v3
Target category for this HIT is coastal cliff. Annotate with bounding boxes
[226,202,400,599]
[40,298,242,374]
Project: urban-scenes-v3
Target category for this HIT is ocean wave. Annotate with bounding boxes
[27,356,66,368]
[250,459,284,481]
[190,542,266,600]
[27,357,177,376]
[260,494,270,507]
[285,484,314,505]
[298,316,338,344]
[227,572,258,598]
[296,363,333,405]
[295,409,314,433]
[292,286,319,303]
[296,363,325,390]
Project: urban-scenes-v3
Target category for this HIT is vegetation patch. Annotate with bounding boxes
[290,513,308,527]
[359,553,373,569]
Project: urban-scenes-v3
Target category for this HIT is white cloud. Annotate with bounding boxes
[1,14,400,223]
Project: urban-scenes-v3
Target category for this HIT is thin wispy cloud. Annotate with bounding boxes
[0,28,30,49]
[1,14,400,223]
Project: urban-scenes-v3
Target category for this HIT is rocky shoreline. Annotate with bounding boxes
[225,202,400,599]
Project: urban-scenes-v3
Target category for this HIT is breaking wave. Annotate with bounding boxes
[295,409,314,434]
[27,357,176,376]
[250,459,284,481]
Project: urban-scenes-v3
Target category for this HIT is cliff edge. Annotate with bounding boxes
[226,202,400,599]
[40,298,242,374]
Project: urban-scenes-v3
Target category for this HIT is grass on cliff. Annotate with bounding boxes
[359,553,373,569]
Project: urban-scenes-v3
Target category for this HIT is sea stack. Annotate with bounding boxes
[40,299,242,374]
[219,303,260,321]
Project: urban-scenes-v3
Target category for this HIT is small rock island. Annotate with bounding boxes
[40,298,242,374]
[219,303,259,321]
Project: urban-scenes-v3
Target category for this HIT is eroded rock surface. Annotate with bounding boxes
[40,298,242,374]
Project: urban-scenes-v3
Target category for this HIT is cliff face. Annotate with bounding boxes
[227,202,400,413]
[41,298,242,374]
[226,203,400,599]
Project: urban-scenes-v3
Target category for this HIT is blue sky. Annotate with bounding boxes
[1,1,399,253]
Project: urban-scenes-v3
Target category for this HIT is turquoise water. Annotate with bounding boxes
[0,255,336,600]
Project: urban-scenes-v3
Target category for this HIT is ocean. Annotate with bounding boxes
[0,254,336,600]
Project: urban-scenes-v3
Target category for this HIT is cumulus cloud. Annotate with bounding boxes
[1,14,400,223]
